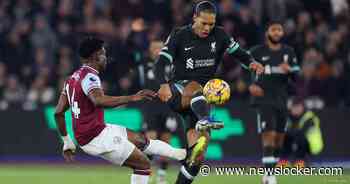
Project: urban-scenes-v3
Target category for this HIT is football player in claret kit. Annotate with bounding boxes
[54,37,186,184]
[155,1,264,183]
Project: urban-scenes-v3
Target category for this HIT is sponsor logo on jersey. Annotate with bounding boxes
[195,58,215,68]
[186,58,215,69]
[186,58,194,69]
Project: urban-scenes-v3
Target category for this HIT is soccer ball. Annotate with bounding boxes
[203,79,230,105]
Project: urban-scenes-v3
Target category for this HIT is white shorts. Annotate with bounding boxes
[81,124,135,166]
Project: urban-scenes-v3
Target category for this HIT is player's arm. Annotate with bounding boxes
[222,33,264,75]
[88,88,156,107]
[268,48,300,78]
[54,94,70,137]
[285,49,300,81]
[82,73,156,107]
[54,87,76,162]
[155,29,177,84]
[247,46,264,97]
[155,29,178,102]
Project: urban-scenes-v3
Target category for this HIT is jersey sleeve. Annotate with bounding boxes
[247,46,262,84]
[222,31,256,69]
[81,73,102,95]
[155,29,179,84]
[287,48,300,82]
[288,48,300,73]
[247,45,260,58]
[159,29,178,64]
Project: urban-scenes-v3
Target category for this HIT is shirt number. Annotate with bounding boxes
[65,84,81,119]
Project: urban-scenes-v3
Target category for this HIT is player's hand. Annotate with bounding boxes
[133,89,157,101]
[248,84,264,97]
[279,62,291,74]
[158,83,172,102]
[249,61,264,75]
[62,136,76,162]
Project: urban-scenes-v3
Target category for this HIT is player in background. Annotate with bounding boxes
[155,1,264,184]
[248,21,300,184]
[54,37,186,184]
[133,40,179,184]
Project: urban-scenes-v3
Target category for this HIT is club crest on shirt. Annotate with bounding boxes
[211,42,216,53]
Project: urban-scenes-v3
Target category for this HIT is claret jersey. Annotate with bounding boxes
[63,65,106,145]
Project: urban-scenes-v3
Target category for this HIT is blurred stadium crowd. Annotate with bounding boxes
[0,0,349,110]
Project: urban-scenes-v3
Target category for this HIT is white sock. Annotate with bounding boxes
[131,173,149,184]
[143,139,186,161]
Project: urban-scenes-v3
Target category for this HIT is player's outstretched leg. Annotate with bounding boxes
[127,130,186,161]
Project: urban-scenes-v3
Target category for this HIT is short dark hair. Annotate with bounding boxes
[79,37,104,59]
[265,20,284,32]
[194,1,217,16]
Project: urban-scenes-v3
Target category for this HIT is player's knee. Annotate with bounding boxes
[190,90,206,105]
[181,81,203,108]
[134,133,150,151]
[145,131,157,140]
[183,81,202,97]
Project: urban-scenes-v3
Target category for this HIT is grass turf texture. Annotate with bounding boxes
[0,164,349,184]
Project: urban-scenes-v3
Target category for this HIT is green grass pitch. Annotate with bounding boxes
[0,164,349,184]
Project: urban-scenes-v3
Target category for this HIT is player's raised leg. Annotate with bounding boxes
[126,129,186,161]
[182,81,223,131]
